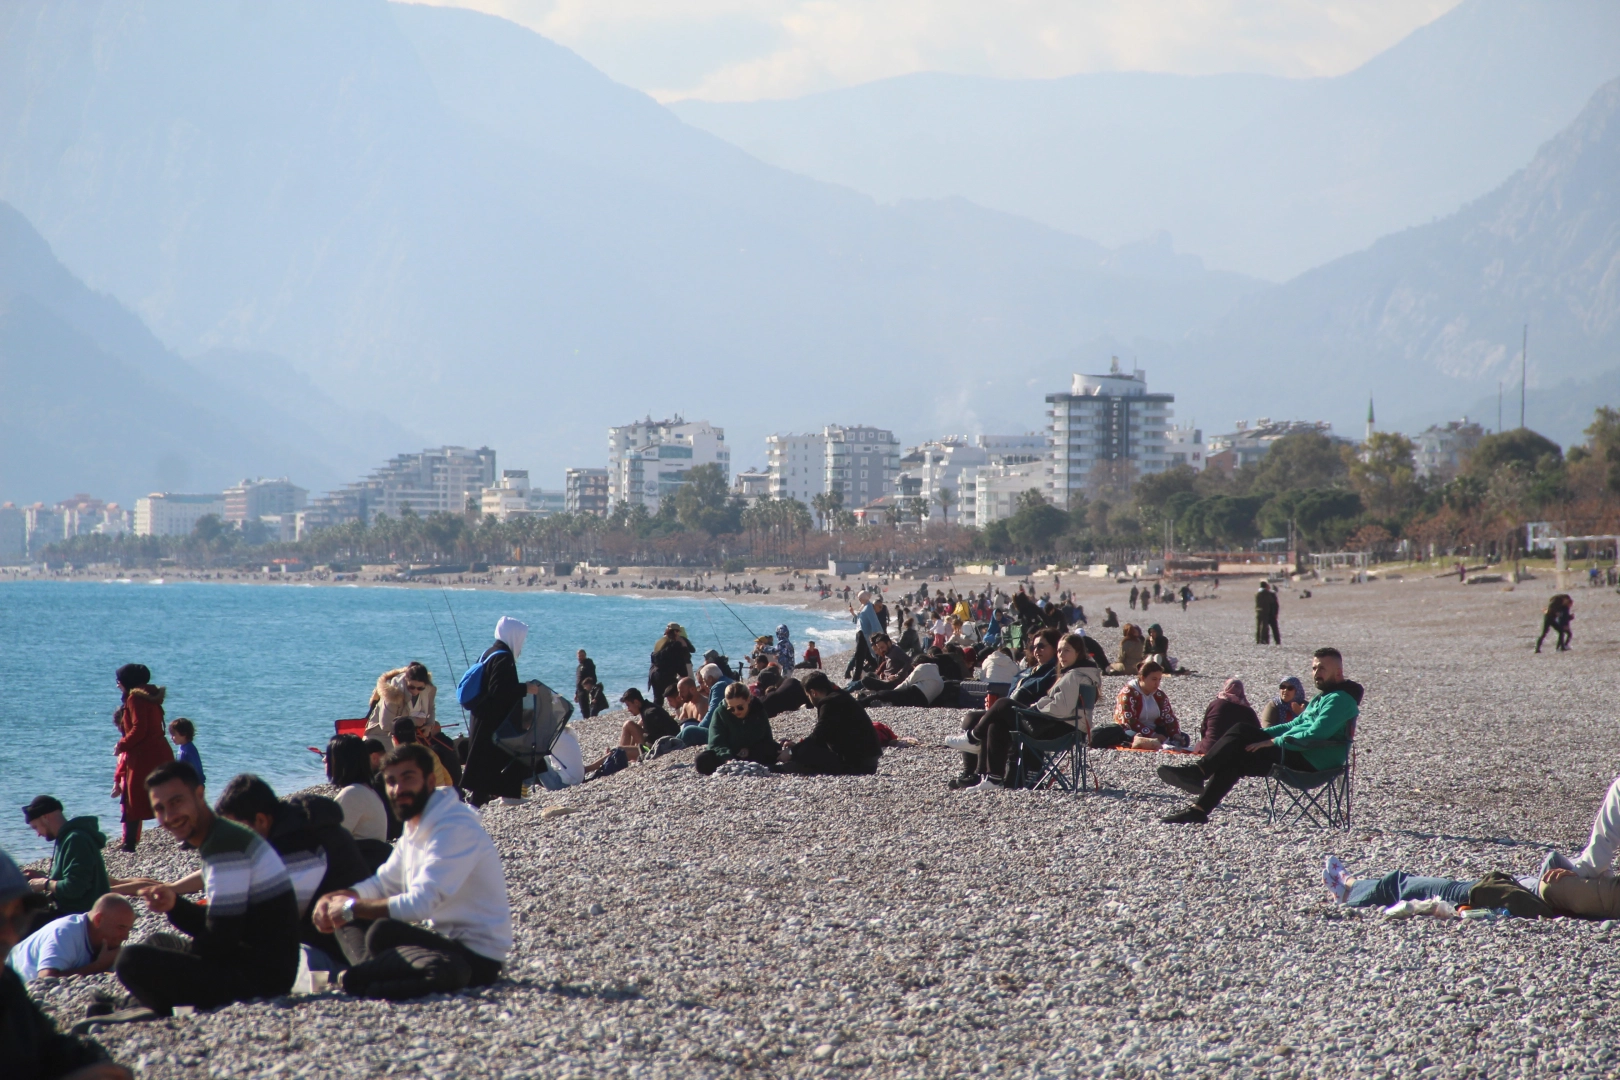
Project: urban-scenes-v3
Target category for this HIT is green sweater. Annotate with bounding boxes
[707,697,775,762]
[1267,684,1360,770]
[48,817,110,915]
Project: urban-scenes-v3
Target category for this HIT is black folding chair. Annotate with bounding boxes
[1009,685,1096,795]
[1263,723,1355,829]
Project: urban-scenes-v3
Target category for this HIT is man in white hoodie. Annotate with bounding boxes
[312,744,512,999]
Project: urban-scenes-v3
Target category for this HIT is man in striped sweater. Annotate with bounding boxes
[114,762,300,1015]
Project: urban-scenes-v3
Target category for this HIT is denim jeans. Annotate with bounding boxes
[1345,871,1476,908]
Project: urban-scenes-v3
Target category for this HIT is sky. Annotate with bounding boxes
[408,0,1463,102]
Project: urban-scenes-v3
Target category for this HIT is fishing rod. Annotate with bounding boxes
[441,588,471,667]
[715,597,759,639]
[427,603,459,684]
[699,599,726,652]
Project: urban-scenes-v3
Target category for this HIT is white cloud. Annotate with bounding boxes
[407,0,1463,101]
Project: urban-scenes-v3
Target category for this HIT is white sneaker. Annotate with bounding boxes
[1323,855,1350,903]
[945,732,977,753]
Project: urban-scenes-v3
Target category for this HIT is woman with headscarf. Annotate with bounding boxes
[1193,678,1261,754]
[112,663,175,851]
[648,622,695,707]
[1261,676,1307,728]
[462,617,540,807]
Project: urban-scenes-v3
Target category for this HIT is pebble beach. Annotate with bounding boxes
[23,572,1620,1079]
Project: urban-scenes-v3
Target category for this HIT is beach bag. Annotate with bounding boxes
[588,747,630,781]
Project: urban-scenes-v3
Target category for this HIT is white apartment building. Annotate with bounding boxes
[480,471,563,520]
[765,425,900,511]
[1045,361,1176,506]
[608,418,729,511]
[224,478,308,524]
[565,467,610,517]
[974,461,1047,526]
[1415,418,1486,481]
[304,446,498,529]
[134,493,227,537]
[1166,425,1207,472]
[899,434,1048,526]
[732,469,772,506]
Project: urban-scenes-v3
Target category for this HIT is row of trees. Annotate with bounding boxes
[42,410,1620,569]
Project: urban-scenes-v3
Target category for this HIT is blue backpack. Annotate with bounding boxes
[457,649,502,710]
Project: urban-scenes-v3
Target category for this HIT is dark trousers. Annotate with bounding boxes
[858,674,903,693]
[695,742,781,775]
[763,679,809,717]
[1256,615,1280,644]
[1192,722,1311,812]
[338,918,501,1000]
[858,686,930,708]
[783,738,880,776]
[845,633,874,680]
[116,942,295,1015]
[966,699,1072,778]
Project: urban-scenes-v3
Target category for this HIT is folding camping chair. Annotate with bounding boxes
[494,681,574,780]
[1008,684,1097,794]
[1263,721,1356,829]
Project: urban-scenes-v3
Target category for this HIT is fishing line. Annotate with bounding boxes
[716,598,758,639]
[699,599,726,651]
[427,604,458,683]
[441,588,471,667]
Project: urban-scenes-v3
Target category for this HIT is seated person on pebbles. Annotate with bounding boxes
[775,672,883,776]
[1534,770,1620,918]
[116,762,301,1015]
[7,893,135,983]
[0,850,133,1080]
[946,632,1097,790]
[946,629,1061,787]
[696,682,779,777]
[1155,648,1361,825]
[617,688,680,760]
[311,743,512,999]
[847,632,913,695]
[1109,660,1187,751]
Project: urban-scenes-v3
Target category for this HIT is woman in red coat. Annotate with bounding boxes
[112,663,174,851]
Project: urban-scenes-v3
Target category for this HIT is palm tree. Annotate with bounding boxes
[933,486,955,525]
[812,490,844,532]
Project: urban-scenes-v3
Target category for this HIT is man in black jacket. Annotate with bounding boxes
[851,634,912,694]
[1255,582,1281,644]
[777,673,882,775]
[0,848,129,1080]
[213,776,371,962]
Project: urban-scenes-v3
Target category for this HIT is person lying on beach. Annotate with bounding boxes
[313,744,512,1000]
[1322,856,1554,916]
[696,682,779,776]
[945,633,1096,790]
[855,660,944,709]
[7,894,135,983]
[116,762,300,1016]
[0,849,133,1079]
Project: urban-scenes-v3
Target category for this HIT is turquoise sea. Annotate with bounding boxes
[0,581,849,857]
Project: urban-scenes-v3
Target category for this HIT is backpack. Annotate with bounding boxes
[456,648,504,710]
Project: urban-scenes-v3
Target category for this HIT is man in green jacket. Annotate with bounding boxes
[1156,648,1361,824]
[22,796,110,921]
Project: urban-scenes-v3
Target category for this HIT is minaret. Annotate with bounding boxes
[1365,397,1375,442]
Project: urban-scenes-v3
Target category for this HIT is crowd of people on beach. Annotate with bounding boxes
[6,572,1615,1078]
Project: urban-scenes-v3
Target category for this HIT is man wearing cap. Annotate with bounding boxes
[22,797,110,927]
[0,848,131,1079]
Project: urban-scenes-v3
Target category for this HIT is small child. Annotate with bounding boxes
[169,717,205,787]
[800,641,821,670]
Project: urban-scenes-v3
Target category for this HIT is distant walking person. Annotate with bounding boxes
[1255,582,1281,646]
[1535,595,1573,653]
[111,664,174,852]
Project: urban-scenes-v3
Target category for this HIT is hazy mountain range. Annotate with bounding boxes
[0,201,420,504]
[0,0,1617,504]
[672,0,1620,284]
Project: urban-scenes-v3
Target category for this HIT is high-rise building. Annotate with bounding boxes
[304,446,497,529]
[1166,426,1207,472]
[134,493,227,537]
[765,425,900,512]
[1046,361,1176,506]
[565,468,610,517]
[607,418,728,511]
[974,461,1047,526]
[0,504,25,563]
[224,478,308,525]
[1415,418,1487,481]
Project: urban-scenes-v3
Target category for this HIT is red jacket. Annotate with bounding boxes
[114,686,174,820]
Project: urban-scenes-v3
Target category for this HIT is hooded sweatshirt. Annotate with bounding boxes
[494,616,528,661]
[774,625,795,670]
[353,786,513,963]
[47,817,110,915]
